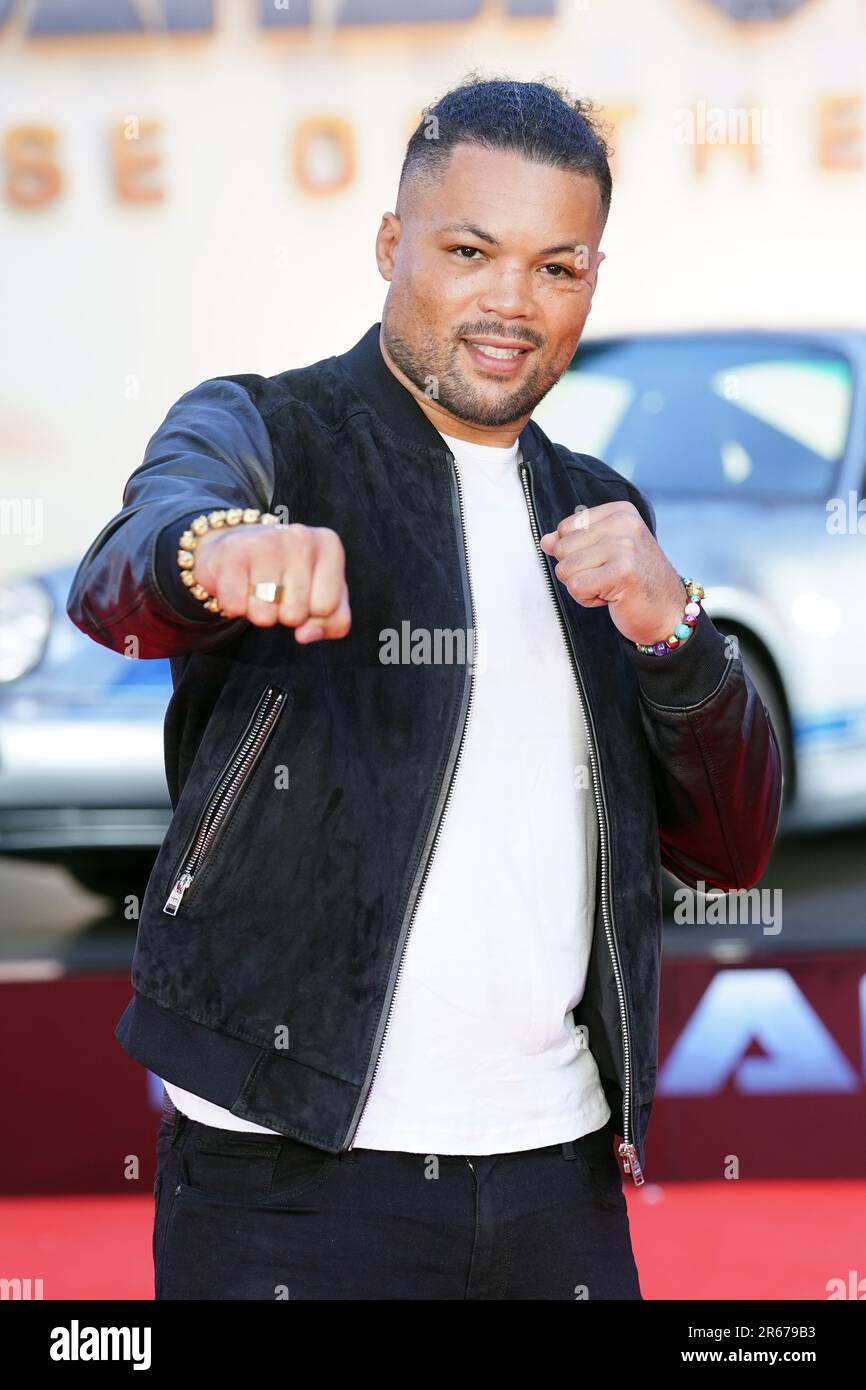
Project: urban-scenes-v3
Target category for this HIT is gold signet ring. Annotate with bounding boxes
[249,581,284,604]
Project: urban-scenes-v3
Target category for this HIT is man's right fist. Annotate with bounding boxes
[192,522,351,642]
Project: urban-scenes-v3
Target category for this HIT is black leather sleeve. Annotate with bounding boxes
[619,480,784,891]
[65,378,276,659]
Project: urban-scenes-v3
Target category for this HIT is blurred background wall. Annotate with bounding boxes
[1,0,865,580]
[1,7,865,1300]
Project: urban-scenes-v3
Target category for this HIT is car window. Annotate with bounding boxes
[532,339,854,499]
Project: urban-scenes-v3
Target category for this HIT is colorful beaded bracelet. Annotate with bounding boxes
[634,576,705,656]
[177,508,281,615]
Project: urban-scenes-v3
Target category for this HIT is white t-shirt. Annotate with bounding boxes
[162,428,610,1151]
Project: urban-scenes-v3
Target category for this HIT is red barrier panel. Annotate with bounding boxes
[652,951,866,1181]
[1,953,864,1193]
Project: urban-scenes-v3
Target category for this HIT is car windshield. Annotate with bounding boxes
[532,338,854,499]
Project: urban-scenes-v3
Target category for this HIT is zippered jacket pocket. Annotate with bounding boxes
[163,682,289,916]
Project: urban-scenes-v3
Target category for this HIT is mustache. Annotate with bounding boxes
[458,324,543,349]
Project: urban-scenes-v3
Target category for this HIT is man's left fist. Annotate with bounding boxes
[539,500,688,648]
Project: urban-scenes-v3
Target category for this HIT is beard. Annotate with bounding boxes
[382,312,560,429]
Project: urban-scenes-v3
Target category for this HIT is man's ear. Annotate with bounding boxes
[376,211,402,282]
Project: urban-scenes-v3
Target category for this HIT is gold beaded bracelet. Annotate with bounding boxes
[177,508,281,616]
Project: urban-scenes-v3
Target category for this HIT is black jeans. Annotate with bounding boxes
[153,1090,643,1300]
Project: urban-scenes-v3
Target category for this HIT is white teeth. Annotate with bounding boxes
[470,343,523,359]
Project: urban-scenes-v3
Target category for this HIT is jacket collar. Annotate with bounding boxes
[336,321,543,463]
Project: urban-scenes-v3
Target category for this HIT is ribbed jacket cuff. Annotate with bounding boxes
[620,605,731,707]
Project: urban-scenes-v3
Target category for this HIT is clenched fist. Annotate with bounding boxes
[193,522,351,643]
[539,501,687,647]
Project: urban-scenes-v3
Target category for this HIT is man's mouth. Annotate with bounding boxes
[461,337,535,376]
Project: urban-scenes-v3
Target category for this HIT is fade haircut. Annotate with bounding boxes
[397,71,613,229]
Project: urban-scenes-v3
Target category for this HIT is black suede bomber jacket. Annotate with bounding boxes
[66,322,783,1184]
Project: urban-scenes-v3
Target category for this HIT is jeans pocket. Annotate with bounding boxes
[264,1139,340,1206]
[153,1167,179,1301]
[178,1126,336,1207]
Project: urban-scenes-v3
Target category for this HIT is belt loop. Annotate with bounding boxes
[561,1140,576,1160]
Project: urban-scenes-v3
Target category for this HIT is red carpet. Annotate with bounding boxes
[626,1179,866,1300]
[1,1181,862,1300]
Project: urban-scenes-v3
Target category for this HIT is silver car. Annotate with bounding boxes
[533,328,866,834]
[1,329,863,902]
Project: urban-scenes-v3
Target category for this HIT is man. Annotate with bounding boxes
[67,74,783,1301]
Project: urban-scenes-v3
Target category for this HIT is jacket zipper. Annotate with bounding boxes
[163,684,287,916]
[518,461,645,1187]
[345,452,477,1150]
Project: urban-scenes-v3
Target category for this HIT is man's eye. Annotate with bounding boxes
[449,248,575,277]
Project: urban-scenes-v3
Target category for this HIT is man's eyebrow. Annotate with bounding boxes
[435,222,582,258]
[436,221,501,246]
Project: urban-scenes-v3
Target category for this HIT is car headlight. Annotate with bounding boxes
[0,578,53,681]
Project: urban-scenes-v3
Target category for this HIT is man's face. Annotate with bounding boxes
[376,142,606,445]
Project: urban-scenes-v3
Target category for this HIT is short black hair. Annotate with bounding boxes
[397,70,613,228]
